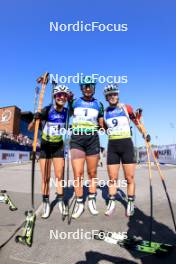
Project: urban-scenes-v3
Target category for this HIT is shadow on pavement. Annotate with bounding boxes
[75,250,137,264]
[95,187,176,263]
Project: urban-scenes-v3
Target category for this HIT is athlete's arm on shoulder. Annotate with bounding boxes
[98,102,104,118]
[68,98,76,116]
[98,102,104,128]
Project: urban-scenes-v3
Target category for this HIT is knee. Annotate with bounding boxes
[125,174,134,184]
[108,174,117,181]
[55,175,63,183]
[74,171,84,178]
[88,170,97,178]
[55,172,63,181]
[43,176,50,184]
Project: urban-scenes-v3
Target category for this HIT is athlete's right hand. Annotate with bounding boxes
[34,112,42,120]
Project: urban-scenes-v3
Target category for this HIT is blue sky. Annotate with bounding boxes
[0,0,176,147]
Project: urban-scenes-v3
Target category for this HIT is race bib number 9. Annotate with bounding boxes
[106,116,131,137]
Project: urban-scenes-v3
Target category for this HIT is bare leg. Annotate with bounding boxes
[122,164,136,197]
[86,154,99,194]
[71,149,85,197]
[39,159,52,195]
[107,164,121,196]
[52,157,65,195]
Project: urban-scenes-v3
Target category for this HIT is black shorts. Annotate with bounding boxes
[39,140,64,159]
[70,134,100,156]
[107,138,136,165]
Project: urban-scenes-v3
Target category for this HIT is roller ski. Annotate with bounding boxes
[0,190,17,211]
[94,230,174,255]
[15,210,36,247]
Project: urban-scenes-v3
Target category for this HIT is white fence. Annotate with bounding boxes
[0,150,30,164]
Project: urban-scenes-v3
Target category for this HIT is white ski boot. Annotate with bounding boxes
[88,194,99,215]
[126,199,135,217]
[41,201,50,219]
[105,198,116,216]
[72,198,84,219]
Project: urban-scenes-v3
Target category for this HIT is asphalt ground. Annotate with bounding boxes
[0,160,176,264]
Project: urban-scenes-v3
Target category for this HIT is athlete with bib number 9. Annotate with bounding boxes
[69,76,104,219]
[28,85,71,219]
[103,84,150,217]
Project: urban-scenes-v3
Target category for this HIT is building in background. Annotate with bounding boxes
[0,106,34,139]
[0,106,21,135]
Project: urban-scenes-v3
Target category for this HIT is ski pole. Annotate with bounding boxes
[136,108,176,232]
[61,99,71,222]
[31,72,49,209]
[64,97,76,225]
[144,139,153,246]
[34,86,40,113]
[66,104,71,224]
[147,141,176,232]
[68,197,77,225]
[51,80,57,105]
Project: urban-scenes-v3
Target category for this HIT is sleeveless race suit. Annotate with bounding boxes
[104,104,136,164]
[39,105,68,159]
[70,97,104,155]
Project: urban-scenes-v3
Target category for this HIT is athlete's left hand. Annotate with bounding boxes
[143,134,151,142]
[146,134,151,142]
[67,92,74,102]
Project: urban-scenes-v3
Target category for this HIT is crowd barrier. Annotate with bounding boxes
[138,144,176,165]
[0,150,30,164]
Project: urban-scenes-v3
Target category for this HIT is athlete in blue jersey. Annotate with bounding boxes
[28,85,71,219]
[103,84,150,217]
[69,76,104,219]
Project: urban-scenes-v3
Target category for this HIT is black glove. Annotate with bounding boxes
[135,108,143,120]
[136,108,143,115]
[34,112,42,120]
[146,134,151,142]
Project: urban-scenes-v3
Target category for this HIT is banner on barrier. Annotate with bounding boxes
[0,150,30,163]
[138,144,176,165]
